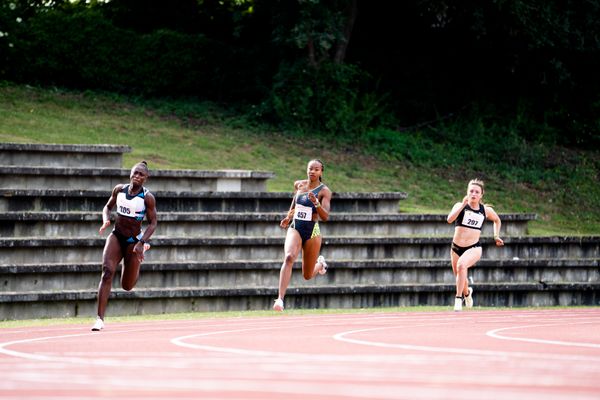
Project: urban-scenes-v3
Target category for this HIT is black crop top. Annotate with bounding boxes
[455,203,486,230]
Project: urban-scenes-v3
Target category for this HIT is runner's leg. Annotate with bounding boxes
[96,234,123,320]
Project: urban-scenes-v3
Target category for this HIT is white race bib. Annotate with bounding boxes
[461,210,485,229]
[294,204,313,221]
[116,191,146,219]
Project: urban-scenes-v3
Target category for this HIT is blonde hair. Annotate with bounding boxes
[468,178,484,194]
[468,178,492,207]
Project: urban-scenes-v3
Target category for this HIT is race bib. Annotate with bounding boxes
[294,204,313,221]
[116,192,146,220]
[461,210,485,229]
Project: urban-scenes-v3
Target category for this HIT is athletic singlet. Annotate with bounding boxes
[116,184,148,221]
[455,203,486,231]
[291,184,324,243]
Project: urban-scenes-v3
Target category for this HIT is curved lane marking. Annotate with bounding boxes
[486,322,600,348]
[332,325,600,362]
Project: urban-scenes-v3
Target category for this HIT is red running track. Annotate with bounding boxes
[1,308,599,400]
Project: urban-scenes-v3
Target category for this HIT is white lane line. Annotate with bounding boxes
[0,325,203,364]
[3,312,600,365]
[170,326,435,362]
[332,325,600,362]
[486,321,600,348]
[0,332,104,362]
[2,312,600,400]
[0,321,455,365]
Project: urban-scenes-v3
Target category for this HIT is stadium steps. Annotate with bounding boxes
[0,142,130,168]
[0,142,597,320]
[1,258,598,292]
[1,235,597,265]
[2,281,598,320]
[0,210,534,237]
[0,189,407,213]
[0,166,274,192]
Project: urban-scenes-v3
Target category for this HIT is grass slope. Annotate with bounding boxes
[1,83,598,234]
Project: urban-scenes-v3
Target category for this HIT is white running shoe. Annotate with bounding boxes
[273,298,284,312]
[91,317,104,331]
[453,297,463,312]
[317,255,328,275]
[464,287,474,308]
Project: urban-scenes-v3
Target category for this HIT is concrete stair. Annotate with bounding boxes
[0,236,597,264]
[0,142,597,320]
[0,189,406,213]
[2,259,598,292]
[0,142,274,192]
[0,210,535,237]
[0,166,274,192]
[0,142,130,168]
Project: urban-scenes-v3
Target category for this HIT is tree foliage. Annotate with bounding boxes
[270,0,357,66]
[0,0,598,145]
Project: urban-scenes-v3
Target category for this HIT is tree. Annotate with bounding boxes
[273,0,358,68]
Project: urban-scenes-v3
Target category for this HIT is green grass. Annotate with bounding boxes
[0,308,435,328]
[1,82,599,235]
[2,306,598,329]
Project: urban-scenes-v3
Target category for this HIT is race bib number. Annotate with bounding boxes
[461,210,485,229]
[294,204,313,221]
[118,205,132,216]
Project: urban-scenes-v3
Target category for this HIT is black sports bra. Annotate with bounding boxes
[455,204,486,230]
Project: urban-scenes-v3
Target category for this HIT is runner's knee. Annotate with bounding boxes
[100,264,115,284]
[456,261,468,274]
[284,252,296,266]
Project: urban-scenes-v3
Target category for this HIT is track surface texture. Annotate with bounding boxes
[1,308,599,399]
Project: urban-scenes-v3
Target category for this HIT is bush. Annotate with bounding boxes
[259,60,389,137]
[5,8,259,100]
[359,103,592,190]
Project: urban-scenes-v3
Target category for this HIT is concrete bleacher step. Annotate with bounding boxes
[0,166,274,192]
[0,189,407,213]
[2,280,598,320]
[0,234,600,264]
[0,211,536,237]
[0,142,130,168]
[1,236,598,264]
[1,258,597,292]
[1,143,274,192]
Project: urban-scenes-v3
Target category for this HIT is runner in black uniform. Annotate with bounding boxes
[273,159,332,311]
[447,179,503,311]
[290,183,326,243]
[451,203,486,256]
[92,161,158,330]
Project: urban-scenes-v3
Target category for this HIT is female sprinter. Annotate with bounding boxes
[447,179,503,311]
[273,159,332,311]
[92,161,158,330]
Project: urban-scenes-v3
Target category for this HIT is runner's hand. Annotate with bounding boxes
[99,220,110,234]
[133,242,145,262]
